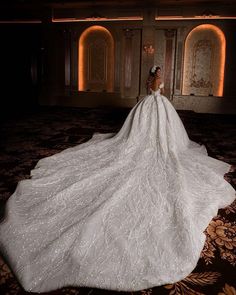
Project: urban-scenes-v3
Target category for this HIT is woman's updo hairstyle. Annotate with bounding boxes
[149,65,161,77]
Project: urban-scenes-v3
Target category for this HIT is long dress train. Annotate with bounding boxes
[0,87,235,292]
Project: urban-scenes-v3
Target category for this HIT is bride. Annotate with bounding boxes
[0,66,235,293]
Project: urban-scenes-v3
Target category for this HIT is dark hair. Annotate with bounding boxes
[149,66,161,77]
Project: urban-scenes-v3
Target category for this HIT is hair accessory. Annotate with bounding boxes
[151,65,157,74]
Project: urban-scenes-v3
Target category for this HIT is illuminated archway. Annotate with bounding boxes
[182,24,225,97]
[78,25,114,92]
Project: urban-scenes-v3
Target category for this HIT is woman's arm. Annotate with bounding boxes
[159,82,164,95]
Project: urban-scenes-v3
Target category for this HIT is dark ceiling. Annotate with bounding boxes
[0,0,236,21]
[2,0,236,7]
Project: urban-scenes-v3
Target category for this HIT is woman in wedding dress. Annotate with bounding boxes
[0,66,235,293]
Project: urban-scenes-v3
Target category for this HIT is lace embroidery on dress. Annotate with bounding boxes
[0,85,235,293]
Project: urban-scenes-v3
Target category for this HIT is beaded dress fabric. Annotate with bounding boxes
[0,84,235,293]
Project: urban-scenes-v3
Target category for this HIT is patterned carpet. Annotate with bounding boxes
[0,106,235,295]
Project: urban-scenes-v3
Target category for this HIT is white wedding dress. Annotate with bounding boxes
[0,85,235,293]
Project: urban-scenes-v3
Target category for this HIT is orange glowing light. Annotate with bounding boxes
[78,25,114,91]
[184,24,225,97]
[155,16,236,20]
[52,16,143,23]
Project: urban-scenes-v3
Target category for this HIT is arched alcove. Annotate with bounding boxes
[182,24,225,97]
[78,25,114,92]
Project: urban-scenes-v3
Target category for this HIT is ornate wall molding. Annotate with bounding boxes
[164,29,176,98]
[64,29,71,88]
[182,24,225,97]
[78,25,114,92]
[123,29,134,90]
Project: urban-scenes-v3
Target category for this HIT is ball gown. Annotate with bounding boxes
[0,84,235,292]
